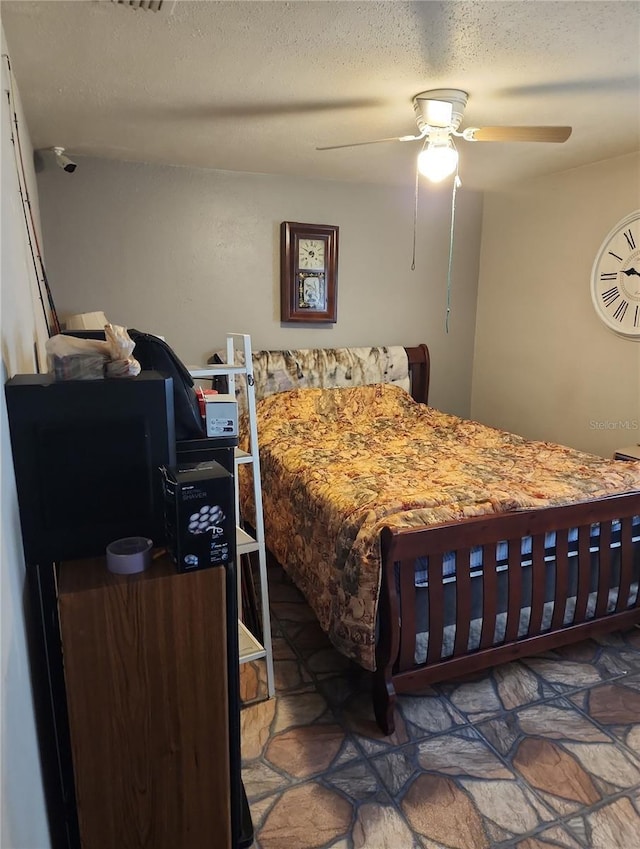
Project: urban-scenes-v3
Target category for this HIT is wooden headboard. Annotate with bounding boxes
[405,344,430,405]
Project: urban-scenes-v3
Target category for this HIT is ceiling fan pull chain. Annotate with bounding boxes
[445,172,461,334]
[411,139,429,271]
[411,166,419,271]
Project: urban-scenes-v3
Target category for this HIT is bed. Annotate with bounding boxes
[228,343,640,735]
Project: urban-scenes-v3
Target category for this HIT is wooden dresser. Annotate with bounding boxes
[57,554,233,849]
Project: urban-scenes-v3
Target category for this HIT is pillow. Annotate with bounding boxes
[255,383,416,424]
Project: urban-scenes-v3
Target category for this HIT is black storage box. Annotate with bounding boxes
[162,461,234,572]
[177,435,237,473]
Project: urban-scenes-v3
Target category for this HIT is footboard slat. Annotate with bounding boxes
[453,548,472,655]
[575,526,591,621]
[399,558,417,670]
[426,554,444,664]
[551,529,570,630]
[504,540,522,642]
[595,522,613,617]
[616,517,634,613]
[528,535,546,635]
[479,545,498,649]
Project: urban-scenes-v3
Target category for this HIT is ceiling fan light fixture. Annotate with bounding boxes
[414,89,468,133]
[422,99,453,128]
[417,141,458,182]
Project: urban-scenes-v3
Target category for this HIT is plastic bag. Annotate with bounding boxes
[46,334,110,380]
[46,324,141,380]
[104,323,140,377]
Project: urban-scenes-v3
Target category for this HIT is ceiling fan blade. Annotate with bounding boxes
[469,126,572,143]
[317,133,423,151]
[501,78,637,97]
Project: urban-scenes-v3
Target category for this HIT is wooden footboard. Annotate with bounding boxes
[375,492,640,735]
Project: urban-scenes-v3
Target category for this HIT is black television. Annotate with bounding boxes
[5,371,176,563]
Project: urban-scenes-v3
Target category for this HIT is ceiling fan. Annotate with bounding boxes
[317,89,572,182]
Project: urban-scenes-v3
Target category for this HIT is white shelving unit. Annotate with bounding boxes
[189,334,275,699]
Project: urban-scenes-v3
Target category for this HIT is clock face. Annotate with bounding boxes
[298,238,326,271]
[590,211,640,339]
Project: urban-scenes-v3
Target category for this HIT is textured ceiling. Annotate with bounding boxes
[2,0,639,189]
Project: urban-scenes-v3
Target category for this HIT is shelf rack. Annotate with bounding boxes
[189,334,275,699]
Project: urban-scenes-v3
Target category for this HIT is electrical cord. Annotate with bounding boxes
[445,172,461,334]
[2,52,61,336]
[411,137,459,334]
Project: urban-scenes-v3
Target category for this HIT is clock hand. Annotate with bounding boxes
[622,267,640,277]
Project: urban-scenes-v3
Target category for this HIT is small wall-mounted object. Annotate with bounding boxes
[52,146,77,173]
[280,221,339,323]
[34,146,78,174]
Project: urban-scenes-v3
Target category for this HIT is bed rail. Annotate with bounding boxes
[375,491,640,734]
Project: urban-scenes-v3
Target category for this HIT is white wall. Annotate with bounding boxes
[1,27,52,849]
[472,152,640,457]
[35,158,483,417]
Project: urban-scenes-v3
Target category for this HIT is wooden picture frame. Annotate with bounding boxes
[280,222,339,323]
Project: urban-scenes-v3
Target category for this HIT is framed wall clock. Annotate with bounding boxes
[590,210,640,340]
[280,221,339,323]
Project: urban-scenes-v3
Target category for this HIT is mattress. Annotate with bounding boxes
[416,515,640,585]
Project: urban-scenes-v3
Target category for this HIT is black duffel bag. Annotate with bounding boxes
[128,329,205,440]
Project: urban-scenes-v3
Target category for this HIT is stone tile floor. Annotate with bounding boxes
[240,565,640,848]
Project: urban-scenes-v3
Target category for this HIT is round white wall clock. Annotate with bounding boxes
[590,210,640,339]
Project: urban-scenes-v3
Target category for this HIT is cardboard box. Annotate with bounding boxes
[204,394,238,438]
[162,461,234,572]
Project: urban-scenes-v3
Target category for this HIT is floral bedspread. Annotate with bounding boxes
[239,384,640,671]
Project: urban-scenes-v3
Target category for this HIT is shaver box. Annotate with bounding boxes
[161,461,234,573]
